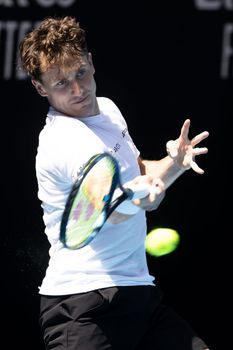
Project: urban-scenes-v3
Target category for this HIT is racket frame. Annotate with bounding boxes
[60,152,133,249]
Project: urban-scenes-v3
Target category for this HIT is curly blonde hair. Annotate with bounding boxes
[19,16,88,80]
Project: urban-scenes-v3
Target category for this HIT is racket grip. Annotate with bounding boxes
[115,183,150,215]
[129,183,151,200]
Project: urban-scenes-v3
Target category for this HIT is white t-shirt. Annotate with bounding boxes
[36,97,155,295]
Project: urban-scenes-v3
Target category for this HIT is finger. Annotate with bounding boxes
[149,179,165,201]
[166,140,178,158]
[192,147,208,156]
[180,119,191,139]
[190,160,204,174]
[146,191,166,211]
[191,131,209,147]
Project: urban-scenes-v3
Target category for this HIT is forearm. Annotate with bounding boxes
[139,155,186,190]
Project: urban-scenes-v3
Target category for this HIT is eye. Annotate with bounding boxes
[56,80,67,87]
[76,68,86,79]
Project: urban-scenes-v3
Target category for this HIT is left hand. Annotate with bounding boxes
[166,119,209,174]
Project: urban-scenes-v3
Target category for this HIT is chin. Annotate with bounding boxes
[71,106,93,118]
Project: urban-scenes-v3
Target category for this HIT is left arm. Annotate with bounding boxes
[109,119,209,223]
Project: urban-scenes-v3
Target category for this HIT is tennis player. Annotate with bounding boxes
[19,16,210,350]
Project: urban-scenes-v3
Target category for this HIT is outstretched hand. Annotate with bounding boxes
[166,119,209,174]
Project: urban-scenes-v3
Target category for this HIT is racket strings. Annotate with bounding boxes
[63,155,118,248]
[60,153,124,249]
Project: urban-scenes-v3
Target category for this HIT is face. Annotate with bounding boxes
[32,53,99,118]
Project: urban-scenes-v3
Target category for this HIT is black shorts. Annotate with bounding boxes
[39,286,209,350]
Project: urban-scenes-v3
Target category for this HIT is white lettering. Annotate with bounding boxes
[17,0,29,6]
[0,0,14,6]
[0,0,29,6]
[194,0,233,10]
[224,0,233,9]
[194,0,221,9]
[0,21,39,80]
[0,0,75,7]
[36,0,75,6]
[57,0,75,6]
[36,0,57,6]
[220,23,233,78]
[16,21,36,79]
[0,21,17,79]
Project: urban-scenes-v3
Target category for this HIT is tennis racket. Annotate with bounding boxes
[60,152,150,249]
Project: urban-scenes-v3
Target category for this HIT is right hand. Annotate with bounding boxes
[130,175,165,212]
[108,175,165,224]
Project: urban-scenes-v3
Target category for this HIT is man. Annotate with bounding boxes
[19,16,210,350]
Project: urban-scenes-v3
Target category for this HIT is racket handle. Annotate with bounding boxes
[129,183,151,200]
[115,183,150,215]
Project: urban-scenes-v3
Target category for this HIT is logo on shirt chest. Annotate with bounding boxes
[122,127,128,138]
[112,142,121,153]
[109,128,128,155]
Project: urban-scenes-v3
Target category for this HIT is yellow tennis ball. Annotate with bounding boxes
[145,228,180,257]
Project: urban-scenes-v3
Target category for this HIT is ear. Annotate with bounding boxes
[31,79,48,97]
[87,52,95,74]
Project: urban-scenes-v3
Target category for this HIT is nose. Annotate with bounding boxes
[70,79,82,96]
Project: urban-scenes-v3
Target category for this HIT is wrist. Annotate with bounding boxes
[166,155,188,173]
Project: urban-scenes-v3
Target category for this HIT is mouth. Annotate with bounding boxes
[71,95,88,104]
